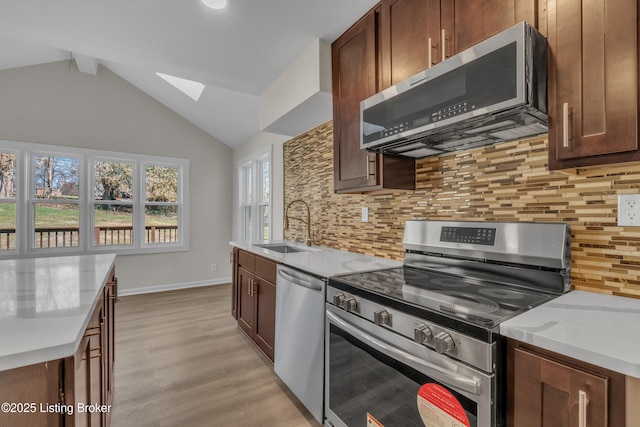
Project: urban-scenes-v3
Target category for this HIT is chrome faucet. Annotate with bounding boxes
[285,199,312,246]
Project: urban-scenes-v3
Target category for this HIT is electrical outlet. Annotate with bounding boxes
[618,194,640,226]
[361,207,369,222]
[210,263,217,272]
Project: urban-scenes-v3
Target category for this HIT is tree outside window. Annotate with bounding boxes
[0,139,189,257]
[0,152,16,251]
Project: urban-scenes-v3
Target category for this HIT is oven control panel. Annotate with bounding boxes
[440,226,496,246]
[326,286,495,373]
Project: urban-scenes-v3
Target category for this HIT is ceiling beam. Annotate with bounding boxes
[72,52,99,75]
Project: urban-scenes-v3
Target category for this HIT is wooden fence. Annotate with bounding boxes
[0,225,178,250]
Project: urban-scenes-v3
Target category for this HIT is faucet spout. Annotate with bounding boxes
[284,199,312,246]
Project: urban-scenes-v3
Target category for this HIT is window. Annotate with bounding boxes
[30,154,81,249]
[239,148,271,242]
[144,164,180,245]
[0,139,189,257]
[92,160,134,246]
[0,151,17,251]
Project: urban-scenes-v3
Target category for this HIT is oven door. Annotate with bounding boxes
[325,305,496,427]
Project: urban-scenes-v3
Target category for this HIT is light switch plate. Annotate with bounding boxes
[361,207,369,222]
[618,194,640,226]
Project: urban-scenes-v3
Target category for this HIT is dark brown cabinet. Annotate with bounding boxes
[379,0,537,88]
[440,0,537,58]
[507,340,626,427]
[547,0,639,170]
[332,7,416,194]
[0,266,117,427]
[379,0,441,87]
[234,249,277,362]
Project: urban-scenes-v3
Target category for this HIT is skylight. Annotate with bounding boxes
[156,72,205,101]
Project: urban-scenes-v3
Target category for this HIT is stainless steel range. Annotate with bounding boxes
[324,220,571,427]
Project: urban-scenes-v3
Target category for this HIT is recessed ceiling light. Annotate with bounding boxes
[156,72,205,101]
[202,0,228,9]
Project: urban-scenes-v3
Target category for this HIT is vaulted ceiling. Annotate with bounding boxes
[0,0,377,148]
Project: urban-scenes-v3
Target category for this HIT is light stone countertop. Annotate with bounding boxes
[500,290,640,378]
[0,254,117,371]
[230,240,402,278]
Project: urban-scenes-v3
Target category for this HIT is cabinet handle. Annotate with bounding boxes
[562,102,572,148]
[252,280,259,296]
[366,156,376,178]
[578,390,589,427]
[441,29,448,62]
[248,279,253,296]
[428,37,433,68]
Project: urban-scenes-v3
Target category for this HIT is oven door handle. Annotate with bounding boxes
[327,310,482,396]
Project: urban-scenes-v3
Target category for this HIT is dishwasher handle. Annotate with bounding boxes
[277,267,325,292]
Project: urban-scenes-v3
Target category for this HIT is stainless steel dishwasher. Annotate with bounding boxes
[274,264,326,424]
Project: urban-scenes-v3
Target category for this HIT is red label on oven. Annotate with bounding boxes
[417,383,470,427]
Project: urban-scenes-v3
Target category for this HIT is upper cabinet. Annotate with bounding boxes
[379,0,441,87]
[379,0,539,87]
[547,0,639,170]
[440,0,537,57]
[332,7,416,193]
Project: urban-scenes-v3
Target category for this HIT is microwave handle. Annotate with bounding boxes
[326,309,481,395]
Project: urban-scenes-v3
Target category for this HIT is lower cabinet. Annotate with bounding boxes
[0,266,117,427]
[507,339,626,427]
[233,249,278,363]
[0,360,63,427]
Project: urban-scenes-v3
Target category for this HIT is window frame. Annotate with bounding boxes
[0,139,189,259]
[238,147,272,242]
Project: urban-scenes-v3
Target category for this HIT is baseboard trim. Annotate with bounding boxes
[119,277,232,296]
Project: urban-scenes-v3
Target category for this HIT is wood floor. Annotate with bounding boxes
[111,284,321,427]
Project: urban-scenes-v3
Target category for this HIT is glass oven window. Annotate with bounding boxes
[329,324,478,427]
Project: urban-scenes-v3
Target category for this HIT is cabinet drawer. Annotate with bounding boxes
[238,250,255,269]
[254,256,277,283]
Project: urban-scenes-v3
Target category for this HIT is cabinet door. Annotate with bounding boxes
[513,347,607,427]
[441,0,537,58]
[237,266,255,337]
[332,9,380,192]
[254,278,276,362]
[0,360,63,427]
[380,0,441,87]
[547,0,639,169]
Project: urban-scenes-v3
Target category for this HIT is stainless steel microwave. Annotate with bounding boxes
[360,22,547,159]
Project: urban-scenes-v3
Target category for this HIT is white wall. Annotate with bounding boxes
[232,132,288,242]
[0,60,234,292]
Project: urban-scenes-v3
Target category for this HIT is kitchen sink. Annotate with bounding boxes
[254,243,308,253]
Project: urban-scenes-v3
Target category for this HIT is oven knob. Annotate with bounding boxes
[434,332,455,354]
[414,325,433,344]
[374,309,391,326]
[343,297,358,312]
[333,293,346,307]
[333,294,345,307]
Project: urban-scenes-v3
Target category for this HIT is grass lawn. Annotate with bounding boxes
[0,203,177,228]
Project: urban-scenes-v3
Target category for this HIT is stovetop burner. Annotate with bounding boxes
[331,266,558,328]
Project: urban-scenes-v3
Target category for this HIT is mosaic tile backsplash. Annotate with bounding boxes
[283,121,640,298]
